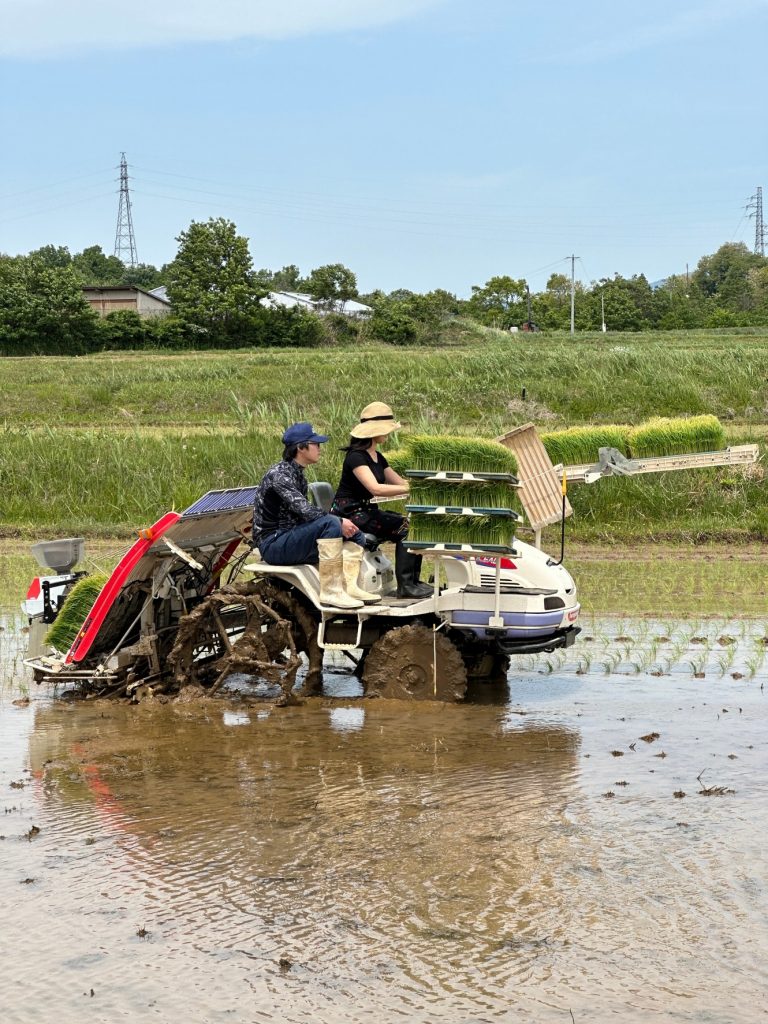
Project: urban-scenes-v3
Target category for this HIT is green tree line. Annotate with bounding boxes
[2,217,767,355]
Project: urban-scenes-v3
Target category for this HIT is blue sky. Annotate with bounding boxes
[0,0,765,295]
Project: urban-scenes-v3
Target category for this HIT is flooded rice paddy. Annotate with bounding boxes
[2,612,768,1023]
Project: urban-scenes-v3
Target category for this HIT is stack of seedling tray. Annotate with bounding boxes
[401,435,521,551]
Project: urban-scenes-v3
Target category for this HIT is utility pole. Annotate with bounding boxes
[569,254,577,336]
[114,152,138,267]
[747,186,766,257]
[601,292,606,333]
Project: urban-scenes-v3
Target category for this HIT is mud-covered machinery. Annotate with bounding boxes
[23,484,580,702]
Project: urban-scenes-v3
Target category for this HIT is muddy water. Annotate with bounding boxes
[2,625,768,1022]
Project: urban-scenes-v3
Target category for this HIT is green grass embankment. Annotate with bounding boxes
[1,330,766,543]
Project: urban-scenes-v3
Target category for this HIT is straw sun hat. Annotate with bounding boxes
[350,401,402,439]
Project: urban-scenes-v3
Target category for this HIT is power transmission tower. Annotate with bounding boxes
[569,254,577,335]
[747,186,766,257]
[114,152,138,267]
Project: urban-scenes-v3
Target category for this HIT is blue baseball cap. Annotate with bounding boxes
[282,421,329,445]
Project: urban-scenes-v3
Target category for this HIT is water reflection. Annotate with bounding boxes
[3,618,768,1023]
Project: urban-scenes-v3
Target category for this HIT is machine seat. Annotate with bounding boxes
[309,481,379,550]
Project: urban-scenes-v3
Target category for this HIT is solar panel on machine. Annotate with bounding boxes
[182,487,260,517]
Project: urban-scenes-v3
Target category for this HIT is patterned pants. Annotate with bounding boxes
[331,499,408,544]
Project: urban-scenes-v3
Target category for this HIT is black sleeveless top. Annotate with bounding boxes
[335,449,390,504]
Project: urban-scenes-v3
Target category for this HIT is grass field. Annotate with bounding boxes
[1,327,766,542]
[3,326,768,430]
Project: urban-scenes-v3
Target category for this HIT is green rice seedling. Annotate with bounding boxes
[601,649,622,674]
[46,574,109,653]
[541,650,566,674]
[716,648,736,677]
[405,434,519,475]
[745,653,763,679]
[398,435,519,513]
[540,425,630,466]
[575,653,592,674]
[746,640,765,674]
[627,415,726,458]
[685,651,708,676]
[632,641,658,673]
[407,512,515,548]
[385,448,411,478]
[407,477,517,510]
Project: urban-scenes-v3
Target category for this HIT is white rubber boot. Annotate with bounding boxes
[317,538,363,609]
[342,544,381,604]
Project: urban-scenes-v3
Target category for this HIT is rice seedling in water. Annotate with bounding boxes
[716,648,736,677]
[575,653,592,674]
[601,650,622,675]
[685,651,708,677]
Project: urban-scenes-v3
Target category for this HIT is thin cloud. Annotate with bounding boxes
[0,0,441,58]
[541,0,768,64]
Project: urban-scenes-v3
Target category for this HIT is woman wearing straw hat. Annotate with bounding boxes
[332,402,432,599]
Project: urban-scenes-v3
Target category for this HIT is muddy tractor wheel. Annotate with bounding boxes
[167,582,303,699]
[362,623,467,701]
[254,582,323,695]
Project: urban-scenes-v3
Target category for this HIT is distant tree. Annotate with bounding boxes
[306,263,358,310]
[468,275,527,327]
[120,262,164,289]
[272,264,304,292]
[545,273,571,307]
[165,218,263,342]
[692,243,763,312]
[100,310,154,349]
[0,254,100,354]
[28,244,72,269]
[368,305,419,345]
[253,264,305,291]
[71,245,125,285]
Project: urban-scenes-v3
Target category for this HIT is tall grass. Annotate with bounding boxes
[3,331,768,431]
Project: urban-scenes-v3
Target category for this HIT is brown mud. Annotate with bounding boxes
[2,616,767,1023]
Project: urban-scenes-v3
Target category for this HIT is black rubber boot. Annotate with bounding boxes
[395,543,433,599]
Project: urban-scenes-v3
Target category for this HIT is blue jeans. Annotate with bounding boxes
[259,514,366,565]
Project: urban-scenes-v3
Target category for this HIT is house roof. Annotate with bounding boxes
[82,285,171,304]
[262,290,372,314]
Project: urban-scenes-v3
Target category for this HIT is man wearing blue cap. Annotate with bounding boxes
[252,422,375,609]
